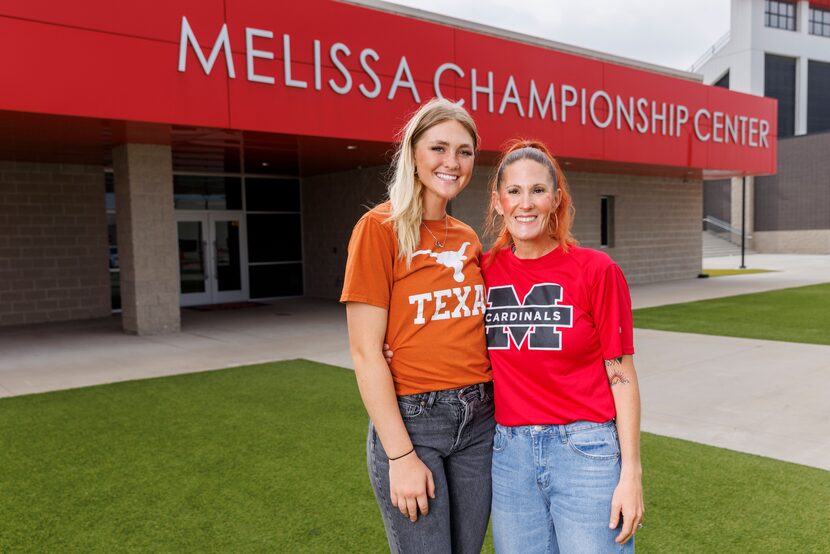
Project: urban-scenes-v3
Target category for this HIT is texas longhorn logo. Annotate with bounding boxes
[412,242,470,283]
[485,283,573,350]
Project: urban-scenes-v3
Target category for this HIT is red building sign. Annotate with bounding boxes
[0,0,777,175]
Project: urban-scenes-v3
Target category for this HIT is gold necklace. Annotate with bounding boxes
[422,215,448,248]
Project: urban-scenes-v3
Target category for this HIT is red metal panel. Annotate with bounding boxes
[453,28,606,159]
[810,1,830,10]
[0,16,230,128]
[0,0,777,176]
[0,0,225,44]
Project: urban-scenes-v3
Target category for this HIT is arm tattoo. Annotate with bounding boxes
[604,357,630,386]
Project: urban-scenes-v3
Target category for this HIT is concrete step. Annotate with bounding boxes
[703,231,754,258]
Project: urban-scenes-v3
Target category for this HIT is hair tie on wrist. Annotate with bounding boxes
[388,447,415,461]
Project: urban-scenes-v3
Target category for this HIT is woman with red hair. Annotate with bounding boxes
[484,140,644,552]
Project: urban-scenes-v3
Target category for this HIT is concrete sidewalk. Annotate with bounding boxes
[1,253,828,469]
[631,253,830,308]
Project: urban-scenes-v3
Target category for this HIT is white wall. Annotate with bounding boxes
[698,0,830,135]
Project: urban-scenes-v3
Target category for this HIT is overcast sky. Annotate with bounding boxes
[383,0,731,71]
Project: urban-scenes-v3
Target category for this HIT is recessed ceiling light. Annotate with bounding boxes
[261,162,269,167]
[346,145,358,150]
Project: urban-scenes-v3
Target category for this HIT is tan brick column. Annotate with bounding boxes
[113,144,180,334]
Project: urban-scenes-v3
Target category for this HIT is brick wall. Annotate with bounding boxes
[302,165,702,298]
[755,132,830,232]
[454,169,703,284]
[0,161,110,326]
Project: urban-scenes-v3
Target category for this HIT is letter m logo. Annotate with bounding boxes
[485,284,573,350]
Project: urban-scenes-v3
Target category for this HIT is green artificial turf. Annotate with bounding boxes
[634,283,830,345]
[1,360,828,553]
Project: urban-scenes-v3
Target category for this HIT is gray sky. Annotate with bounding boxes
[383,0,731,71]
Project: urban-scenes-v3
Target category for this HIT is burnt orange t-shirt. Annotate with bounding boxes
[340,202,491,395]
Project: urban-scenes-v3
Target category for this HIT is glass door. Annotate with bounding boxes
[210,215,248,304]
[177,213,248,306]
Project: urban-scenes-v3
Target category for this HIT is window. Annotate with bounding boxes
[244,175,303,298]
[810,7,830,37]
[600,196,615,248]
[714,71,730,89]
[765,0,797,30]
[765,54,797,137]
[104,171,121,311]
[808,60,830,133]
[173,175,242,210]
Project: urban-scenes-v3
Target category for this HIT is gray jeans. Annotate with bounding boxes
[367,381,496,554]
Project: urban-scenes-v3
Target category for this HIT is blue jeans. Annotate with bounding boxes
[367,382,495,554]
[492,420,634,554]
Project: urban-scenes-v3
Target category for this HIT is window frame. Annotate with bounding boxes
[809,6,830,37]
[765,0,797,31]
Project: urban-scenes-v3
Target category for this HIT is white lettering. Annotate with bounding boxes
[668,103,675,137]
[676,105,689,136]
[635,98,649,134]
[725,113,738,144]
[358,48,381,99]
[471,69,494,112]
[388,56,420,102]
[472,284,486,316]
[759,119,770,148]
[589,90,613,128]
[694,109,711,141]
[712,111,724,143]
[409,292,432,325]
[580,87,587,125]
[433,289,452,321]
[451,287,471,318]
[328,43,352,95]
[528,80,556,121]
[749,117,759,147]
[616,96,634,131]
[652,101,667,135]
[313,40,322,90]
[433,63,464,105]
[283,35,307,88]
[561,85,578,122]
[245,28,274,85]
[178,16,235,78]
[499,75,525,117]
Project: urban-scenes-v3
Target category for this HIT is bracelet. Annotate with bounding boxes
[388,447,415,461]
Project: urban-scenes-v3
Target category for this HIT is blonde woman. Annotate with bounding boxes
[341,98,494,554]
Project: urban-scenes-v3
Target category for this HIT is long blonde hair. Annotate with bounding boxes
[387,98,479,261]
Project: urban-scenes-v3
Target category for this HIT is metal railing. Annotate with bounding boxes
[689,31,731,73]
[703,215,751,244]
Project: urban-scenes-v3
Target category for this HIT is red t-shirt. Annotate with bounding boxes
[482,245,634,425]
